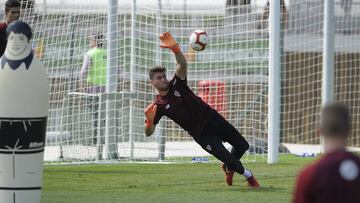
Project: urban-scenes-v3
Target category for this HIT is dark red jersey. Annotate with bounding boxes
[0,23,7,57]
[293,150,360,203]
[153,74,213,137]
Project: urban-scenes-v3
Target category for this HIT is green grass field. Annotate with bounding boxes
[42,154,315,203]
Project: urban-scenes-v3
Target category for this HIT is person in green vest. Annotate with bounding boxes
[81,33,107,93]
[80,33,107,145]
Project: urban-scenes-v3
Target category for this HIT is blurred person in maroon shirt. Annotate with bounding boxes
[293,103,360,203]
[0,0,21,57]
[144,32,259,188]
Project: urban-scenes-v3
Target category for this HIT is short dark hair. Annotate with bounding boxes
[149,65,166,80]
[5,0,21,13]
[320,103,351,137]
[6,20,32,41]
[92,33,104,47]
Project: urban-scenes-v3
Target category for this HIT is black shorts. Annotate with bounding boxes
[194,110,249,159]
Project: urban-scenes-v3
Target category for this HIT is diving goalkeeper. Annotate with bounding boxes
[144,32,260,188]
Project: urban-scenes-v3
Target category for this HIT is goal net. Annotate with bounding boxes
[5,0,268,163]
[2,0,359,163]
[281,0,360,155]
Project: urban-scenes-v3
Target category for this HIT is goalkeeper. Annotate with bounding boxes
[144,32,260,188]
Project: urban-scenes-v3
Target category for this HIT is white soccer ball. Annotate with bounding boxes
[189,30,208,51]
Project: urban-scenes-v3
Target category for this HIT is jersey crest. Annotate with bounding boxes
[174,90,181,97]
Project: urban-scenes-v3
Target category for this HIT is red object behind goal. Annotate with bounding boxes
[198,80,227,118]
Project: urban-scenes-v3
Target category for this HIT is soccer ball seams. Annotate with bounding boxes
[190,30,208,51]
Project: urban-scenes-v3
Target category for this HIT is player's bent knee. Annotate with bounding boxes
[244,141,249,151]
[236,141,249,153]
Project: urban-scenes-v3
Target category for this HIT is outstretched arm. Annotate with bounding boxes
[174,48,187,80]
[159,32,188,80]
[144,103,157,137]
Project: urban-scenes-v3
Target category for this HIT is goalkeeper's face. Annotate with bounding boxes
[151,72,170,92]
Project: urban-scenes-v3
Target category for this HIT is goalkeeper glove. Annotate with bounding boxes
[145,103,157,128]
[159,32,180,53]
